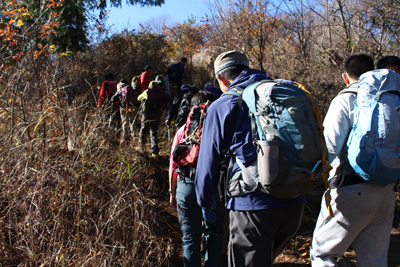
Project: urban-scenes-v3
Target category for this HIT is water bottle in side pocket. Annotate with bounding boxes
[257,134,280,187]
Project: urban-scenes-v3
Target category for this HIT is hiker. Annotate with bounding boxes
[195,51,306,266]
[310,53,397,266]
[169,57,187,94]
[377,55,400,74]
[137,81,169,157]
[169,90,223,267]
[97,72,120,127]
[97,72,118,108]
[139,65,153,93]
[165,85,199,129]
[110,79,140,143]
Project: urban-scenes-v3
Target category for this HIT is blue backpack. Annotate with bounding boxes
[225,80,330,198]
[346,69,400,185]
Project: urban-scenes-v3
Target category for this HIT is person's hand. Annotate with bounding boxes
[170,192,177,210]
[202,208,217,224]
[165,119,171,127]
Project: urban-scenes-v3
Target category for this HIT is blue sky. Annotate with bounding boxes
[106,0,208,31]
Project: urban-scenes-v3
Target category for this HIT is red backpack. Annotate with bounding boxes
[103,80,117,101]
[172,100,212,167]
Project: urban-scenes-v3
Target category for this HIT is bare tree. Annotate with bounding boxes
[203,0,283,72]
[140,14,176,34]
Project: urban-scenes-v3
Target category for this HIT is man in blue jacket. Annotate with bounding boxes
[195,50,306,266]
[169,57,187,94]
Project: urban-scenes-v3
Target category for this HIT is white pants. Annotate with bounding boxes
[310,182,395,267]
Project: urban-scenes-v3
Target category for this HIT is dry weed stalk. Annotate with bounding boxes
[0,57,172,266]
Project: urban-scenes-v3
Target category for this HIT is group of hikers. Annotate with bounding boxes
[97,57,196,157]
[100,50,400,267]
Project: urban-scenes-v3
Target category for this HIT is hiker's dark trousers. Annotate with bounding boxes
[139,107,161,154]
[228,204,304,267]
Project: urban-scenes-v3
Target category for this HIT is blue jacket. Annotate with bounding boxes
[170,62,185,81]
[195,69,306,211]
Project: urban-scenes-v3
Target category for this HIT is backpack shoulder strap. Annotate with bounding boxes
[338,83,358,96]
[188,101,211,145]
[223,87,242,97]
[225,89,243,145]
[223,86,246,109]
[218,87,244,206]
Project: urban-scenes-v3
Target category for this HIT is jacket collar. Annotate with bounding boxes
[228,69,272,91]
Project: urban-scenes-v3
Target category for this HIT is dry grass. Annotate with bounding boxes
[0,86,173,266]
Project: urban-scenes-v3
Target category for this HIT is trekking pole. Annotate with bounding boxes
[108,100,118,130]
[132,101,144,126]
[108,111,113,129]
[168,126,171,155]
[107,103,114,130]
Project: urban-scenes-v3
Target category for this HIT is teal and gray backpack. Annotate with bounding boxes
[346,69,400,184]
[225,79,330,198]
